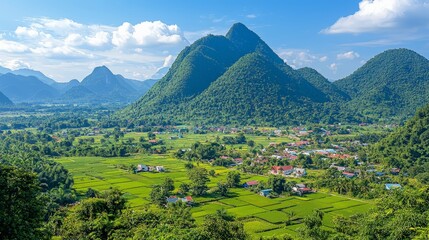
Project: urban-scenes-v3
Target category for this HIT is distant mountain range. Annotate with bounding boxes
[0,66,159,104]
[119,23,429,126]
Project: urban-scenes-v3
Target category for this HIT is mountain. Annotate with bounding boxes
[0,91,13,105]
[64,66,156,103]
[51,79,80,94]
[61,85,95,102]
[0,66,11,74]
[297,67,350,102]
[334,49,429,119]
[121,23,344,126]
[10,68,56,85]
[0,73,59,102]
[371,104,429,169]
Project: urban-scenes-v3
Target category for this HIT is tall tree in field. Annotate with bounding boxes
[188,167,209,196]
[226,171,241,187]
[0,164,46,240]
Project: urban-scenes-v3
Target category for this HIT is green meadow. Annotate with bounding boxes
[56,133,373,238]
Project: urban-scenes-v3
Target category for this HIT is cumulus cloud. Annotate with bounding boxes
[0,18,189,81]
[112,21,187,48]
[0,59,31,70]
[277,49,324,68]
[337,51,360,60]
[0,40,29,53]
[15,26,39,38]
[323,0,429,34]
[86,31,110,47]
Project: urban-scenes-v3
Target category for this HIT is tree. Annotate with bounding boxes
[179,183,190,195]
[268,175,287,194]
[184,162,194,170]
[247,140,255,147]
[298,210,329,240]
[284,211,296,226]
[217,182,229,196]
[209,169,216,177]
[199,209,247,240]
[188,167,210,196]
[86,188,99,198]
[162,177,175,192]
[150,185,169,206]
[226,171,241,187]
[0,164,47,240]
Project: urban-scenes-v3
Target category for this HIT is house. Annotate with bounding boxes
[390,168,401,175]
[156,166,165,172]
[260,189,273,197]
[166,196,179,204]
[166,196,194,205]
[149,139,157,144]
[137,164,149,172]
[294,168,306,177]
[330,164,346,171]
[292,184,313,196]
[181,196,193,204]
[234,158,243,165]
[385,183,402,190]
[243,180,259,188]
[271,166,294,175]
[342,171,356,178]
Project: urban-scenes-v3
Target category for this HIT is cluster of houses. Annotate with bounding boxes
[166,196,194,205]
[136,164,165,173]
[270,165,307,177]
[242,180,314,197]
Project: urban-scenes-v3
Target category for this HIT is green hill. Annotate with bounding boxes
[120,24,429,126]
[120,23,342,125]
[334,49,429,119]
[371,104,429,169]
[298,67,350,102]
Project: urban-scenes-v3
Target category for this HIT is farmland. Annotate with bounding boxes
[56,131,374,239]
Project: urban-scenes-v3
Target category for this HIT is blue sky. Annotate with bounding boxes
[0,0,428,82]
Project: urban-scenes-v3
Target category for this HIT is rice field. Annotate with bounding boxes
[56,132,374,239]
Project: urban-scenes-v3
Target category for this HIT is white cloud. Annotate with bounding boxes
[330,63,338,72]
[86,31,110,47]
[337,51,360,60]
[162,55,176,68]
[112,21,187,48]
[0,18,190,81]
[0,40,29,53]
[15,26,39,38]
[319,56,328,62]
[246,14,257,19]
[323,0,429,34]
[0,59,31,70]
[277,49,320,68]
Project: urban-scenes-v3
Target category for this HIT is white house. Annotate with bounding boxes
[156,166,165,172]
[137,164,149,172]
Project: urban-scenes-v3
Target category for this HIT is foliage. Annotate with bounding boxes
[188,167,210,196]
[0,164,47,240]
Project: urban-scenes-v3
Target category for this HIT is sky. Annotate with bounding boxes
[0,0,429,82]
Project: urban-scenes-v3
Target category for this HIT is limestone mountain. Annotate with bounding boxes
[120,23,343,126]
[335,49,429,119]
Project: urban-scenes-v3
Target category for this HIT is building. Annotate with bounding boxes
[385,183,402,190]
[243,180,259,188]
[260,189,273,197]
